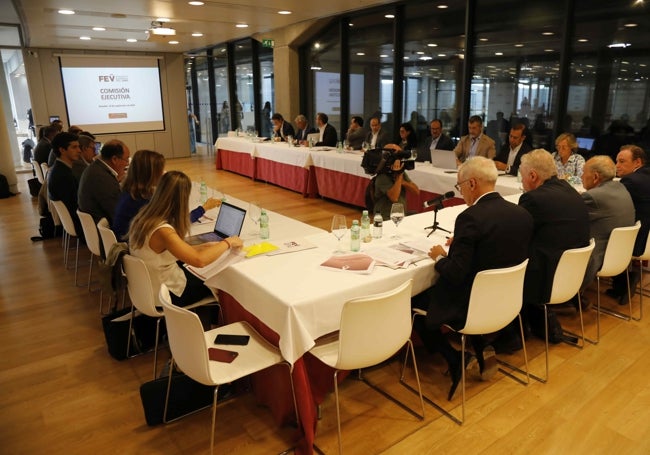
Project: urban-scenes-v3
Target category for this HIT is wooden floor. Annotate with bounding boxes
[2,154,650,454]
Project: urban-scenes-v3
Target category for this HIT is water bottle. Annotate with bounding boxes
[308,137,314,149]
[373,213,383,239]
[337,141,343,153]
[259,209,270,240]
[199,179,207,204]
[350,220,360,252]
[360,210,371,243]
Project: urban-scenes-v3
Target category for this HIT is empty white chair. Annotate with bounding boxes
[534,239,595,383]
[50,200,82,286]
[123,254,219,379]
[595,221,641,340]
[405,260,529,425]
[631,230,650,321]
[309,279,424,454]
[159,283,296,455]
[77,210,103,291]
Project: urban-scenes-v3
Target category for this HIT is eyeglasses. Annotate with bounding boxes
[454,179,471,191]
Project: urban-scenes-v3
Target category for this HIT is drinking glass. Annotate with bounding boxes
[248,202,261,236]
[362,141,370,152]
[331,215,347,254]
[390,203,405,239]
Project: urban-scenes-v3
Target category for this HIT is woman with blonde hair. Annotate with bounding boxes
[553,132,585,181]
[113,149,220,240]
[128,170,242,308]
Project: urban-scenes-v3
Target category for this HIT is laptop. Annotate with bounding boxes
[430,149,458,170]
[186,201,247,245]
[576,137,594,150]
[306,132,320,144]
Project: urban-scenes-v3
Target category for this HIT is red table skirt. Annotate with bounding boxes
[216,149,256,179]
[218,291,344,455]
[255,158,317,197]
[312,167,368,208]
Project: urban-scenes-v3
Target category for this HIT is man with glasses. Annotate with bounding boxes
[78,139,130,224]
[411,156,533,400]
[417,119,454,162]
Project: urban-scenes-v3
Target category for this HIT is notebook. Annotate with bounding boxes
[430,149,458,170]
[186,201,246,245]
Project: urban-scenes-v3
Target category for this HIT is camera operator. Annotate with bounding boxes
[374,144,420,220]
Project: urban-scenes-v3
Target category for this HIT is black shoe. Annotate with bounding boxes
[492,334,523,355]
[606,288,623,299]
[618,272,640,306]
[573,293,591,312]
[447,351,476,401]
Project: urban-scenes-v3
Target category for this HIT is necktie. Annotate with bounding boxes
[469,137,478,157]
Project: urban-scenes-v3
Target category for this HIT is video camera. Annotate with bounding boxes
[360,148,415,175]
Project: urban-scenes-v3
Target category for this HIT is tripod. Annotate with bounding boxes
[424,204,452,237]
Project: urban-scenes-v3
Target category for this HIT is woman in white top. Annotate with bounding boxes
[129,170,243,307]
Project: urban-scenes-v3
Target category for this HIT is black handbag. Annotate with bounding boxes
[101,307,164,360]
[27,177,41,197]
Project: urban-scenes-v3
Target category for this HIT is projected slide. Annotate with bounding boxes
[59,56,165,134]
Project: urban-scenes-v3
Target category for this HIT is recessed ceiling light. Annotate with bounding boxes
[157,17,171,22]
[348,23,354,27]
[80,36,91,40]
[479,38,488,42]
[437,4,449,8]
[356,52,365,56]
[385,14,395,19]
[578,38,588,42]
[544,48,554,52]
[126,38,137,43]
[92,27,106,31]
[542,31,554,36]
[191,32,203,37]
[495,52,503,56]
[416,51,424,55]
[427,43,438,47]
[624,23,638,27]
[58,9,75,15]
[314,42,321,49]
[236,24,249,28]
[169,40,179,45]
[278,10,292,15]
[438,53,447,57]
[403,56,410,60]
[419,56,433,61]
[514,43,524,47]
[189,1,204,5]
[380,54,388,58]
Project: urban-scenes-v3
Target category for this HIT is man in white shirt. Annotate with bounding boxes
[364,116,390,150]
[493,124,532,176]
[315,112,337,147]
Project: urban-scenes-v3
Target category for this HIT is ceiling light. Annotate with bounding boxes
[310,58,322,71]
[189,1,205,4]
[578,38,588,42]
[608,42,631,48]
[236,24,249,28]
[542,31,554,36]
[157,17,171,22]
[58,9,75,15]
[416,51,424,55]
[92,27,106,31]
[437,4,449,8]
[427,43,438,47]
[544,48,554,52]
[380,54,388,58]
[169,40,179,45]
[438,53,447,57]
[126,38,137,43]
[514,43,524,47]
[419,56,433,61]
[495,52,503,56]
[80,36,91,40]
[385,14,395,19]
[624,23,638,27]
[278,10,292,15]
[149,21,176,36]
[356,52,365,56]
[191,32,203,37]
[479,38,488,42]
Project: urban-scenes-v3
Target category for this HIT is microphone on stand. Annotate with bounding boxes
[423,191,455,209]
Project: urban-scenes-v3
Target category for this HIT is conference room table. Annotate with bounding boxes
[193,191,475,454]
[214,136,525,212]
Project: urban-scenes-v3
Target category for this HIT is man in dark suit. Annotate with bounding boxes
[412,156,533,400]
[493,124,532,176]
[78,140,130,225]
[294,114,317,144]
[33,125,57,165]
[417,119,454,162]
[315,112,337,147]
[609,145,650,301]
[518,149,590,340]
[47,132,83,237]
[365,116,390,150]
[271,113,295,142]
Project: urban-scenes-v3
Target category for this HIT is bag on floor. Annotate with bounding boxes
[27,177,41,197]
[0,173,14,199]
[101,307,165,360]
[139,371,216,426]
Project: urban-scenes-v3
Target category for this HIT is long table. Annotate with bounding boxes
[194,193,470,454]
[215,137,525,212]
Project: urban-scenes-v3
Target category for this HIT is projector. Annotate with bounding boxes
[146,21,176,41]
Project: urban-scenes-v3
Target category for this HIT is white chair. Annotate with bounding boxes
[159,283,296,455]
[31,158,45,184]
[97,218,126,314]
[404,259,530,425]
[123,255,219,379]
[309,279,424,454]
[77,210,103,291]
[40,162,49,180]
[596,221,641,340]
[50,200,82,286]
[631,229,650,321]
[533,239,595,383]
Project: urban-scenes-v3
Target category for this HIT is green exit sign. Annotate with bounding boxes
[262,39,275,48]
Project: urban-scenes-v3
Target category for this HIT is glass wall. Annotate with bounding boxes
[233,40,254,133]
[259,46,274,138]
[213,46,230,137]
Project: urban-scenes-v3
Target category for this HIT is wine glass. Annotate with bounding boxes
[331,215,347,254]
[390,203,405,239]
[248,202,261,236]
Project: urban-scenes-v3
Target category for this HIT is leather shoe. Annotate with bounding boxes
[605,288,622,299]
[447,351,476,401]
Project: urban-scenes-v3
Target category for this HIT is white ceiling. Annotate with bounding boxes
[6,0,396,53]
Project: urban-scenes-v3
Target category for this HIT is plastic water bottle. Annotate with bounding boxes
[199,179,207,204]
[259,209,270,240]
[337,141,343,153]
[360,210,371,243]
[373,213,383,239]
[350,220,360,252]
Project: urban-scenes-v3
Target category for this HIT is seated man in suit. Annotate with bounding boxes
[417,118,455,162]
[294,114,317,144]
[315,112,337,147]
[365,116,390,150]
[580,155,635,304]
[453,115,496,163]
[517,149,590,343]
[345,116,366,150]
[271,113,295,142]
[493,123,532,176]
[47,131,83,238]
[411,156,533,400]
